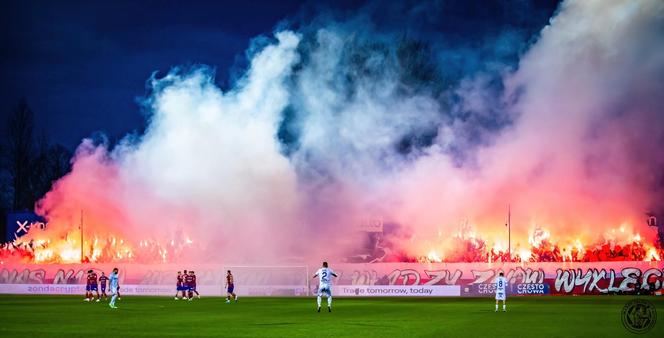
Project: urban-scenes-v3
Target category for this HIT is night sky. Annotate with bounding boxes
[0,0,560,150]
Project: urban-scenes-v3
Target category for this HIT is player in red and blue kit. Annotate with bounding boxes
[184,271,195,301]
[182,269,189,298]
[85,270,100,302]
[99,272,109,299]
[225,270,237,303]
[175,271,185,300]
[190,271,200,299]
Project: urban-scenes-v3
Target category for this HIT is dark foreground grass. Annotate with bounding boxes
[1,295,663,337]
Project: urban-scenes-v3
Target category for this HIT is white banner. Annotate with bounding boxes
[334,285,460,297]
[0,284,312,296]
[0,284,222,296]
[3,261,661,296]
[0,284,87,295]
[0,284,460,297]
[243,285,309,296]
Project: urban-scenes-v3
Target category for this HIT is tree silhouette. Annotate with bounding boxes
[1,99,73,242]
[7,98,35,211]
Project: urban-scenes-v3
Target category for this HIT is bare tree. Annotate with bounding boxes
[0,142,9,242]
[32,138,71,202]
[7,98,35,211]
[1,100,74,242]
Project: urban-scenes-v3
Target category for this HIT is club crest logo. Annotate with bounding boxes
[622,299,656,334]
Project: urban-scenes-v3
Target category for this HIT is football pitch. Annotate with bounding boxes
[1,295,662,337]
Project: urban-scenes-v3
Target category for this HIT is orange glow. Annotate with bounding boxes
[519,249,532,262]
[646,247,661,261]
[6,223,196,264]
[426,250,443,263]
[413,221,661,264]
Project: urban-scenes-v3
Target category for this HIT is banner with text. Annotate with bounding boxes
[334,285,460,296]
[0,261,662,296]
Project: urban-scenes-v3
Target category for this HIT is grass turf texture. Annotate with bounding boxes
[1,295,663,337]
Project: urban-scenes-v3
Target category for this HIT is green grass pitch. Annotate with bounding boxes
[1,295,662,337]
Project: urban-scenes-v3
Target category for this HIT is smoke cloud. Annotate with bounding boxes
[33,0,664,263]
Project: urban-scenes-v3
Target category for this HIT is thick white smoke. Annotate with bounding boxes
[125,31,303,260]
[35,0,664,263]
[385,0,664,255]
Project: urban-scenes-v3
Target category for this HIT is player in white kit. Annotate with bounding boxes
[312,261,338,312]
[495,271,507,312]
[109,267,120,309]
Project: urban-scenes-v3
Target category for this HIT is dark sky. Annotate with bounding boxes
[0,0,323,149]
[0,0,560,150]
